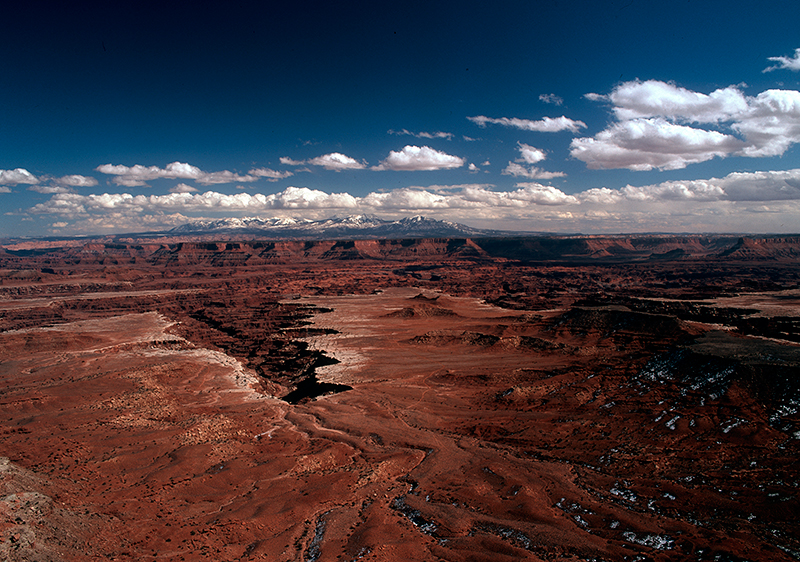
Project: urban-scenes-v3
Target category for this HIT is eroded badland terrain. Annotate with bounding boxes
[1,236,799,561]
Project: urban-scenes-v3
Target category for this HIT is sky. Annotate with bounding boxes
[2,0,800,237]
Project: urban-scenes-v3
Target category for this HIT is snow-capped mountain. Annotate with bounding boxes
[169,215,494,239]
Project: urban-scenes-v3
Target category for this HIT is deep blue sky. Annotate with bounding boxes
[2,1,800,236]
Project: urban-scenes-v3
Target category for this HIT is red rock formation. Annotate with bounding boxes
[0,236,798,561]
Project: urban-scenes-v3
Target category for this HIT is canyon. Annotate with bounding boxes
[0,235,799,561]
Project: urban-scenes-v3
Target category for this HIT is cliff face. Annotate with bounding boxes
[4,235,800,267]
[719,236,800,259]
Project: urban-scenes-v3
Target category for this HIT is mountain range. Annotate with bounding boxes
[168,215,507,239]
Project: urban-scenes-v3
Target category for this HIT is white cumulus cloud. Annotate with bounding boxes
[764,47,800,73]
[618,180,726,202]
[265,186,359,208]
[307,152,367,171]
[571,117,743,171]
[511,183,579,205]
[467,115,586,133]
[0,168,38,185]
[580,187,623,205]
[502,142,565,179]
[96,162,200,186]
[714,168,800,201]
[573,80,800,171]
[362,188,450,209]
[608,80,748,123]
[459,184,577,206]
[30,187,360,216]
[732,89,800,157]
[280,153,366,171]
[56,174,99,187]
[29,182,581,224]
[373,145,465,171]
[517,142,547,164]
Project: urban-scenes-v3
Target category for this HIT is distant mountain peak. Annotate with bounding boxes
[331,214,381,223]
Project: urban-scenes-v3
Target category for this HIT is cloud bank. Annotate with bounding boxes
[620,169,800,202]
[32,169,800,215]
[28,169,800,234]
[30,182,583,218]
